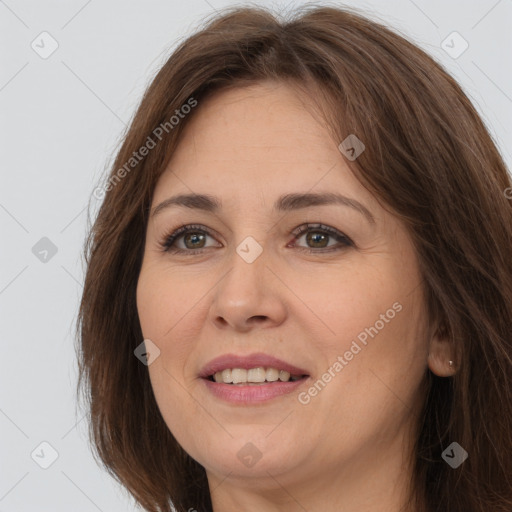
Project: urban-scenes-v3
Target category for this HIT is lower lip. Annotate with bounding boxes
[202,378,308,404]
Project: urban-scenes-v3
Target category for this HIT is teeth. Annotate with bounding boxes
[247,367,266,382]
[231,368,247,384]
[221,369,232,383]
[279,370,290,382]
[266,368,279,382]
[211,367,303,384]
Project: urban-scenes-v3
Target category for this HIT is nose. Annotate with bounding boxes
[208,241,287,332]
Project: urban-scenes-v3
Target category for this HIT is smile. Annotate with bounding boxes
[199,353,310,403]
[209,367,305,384]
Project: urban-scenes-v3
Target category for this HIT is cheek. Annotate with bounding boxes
[147,357,211,463]
[299,258,427,406]
[317,292,428,419]
[137,267,208,452]
[136,264,206,383]
[293,265,405,351]
[136,263,192,340]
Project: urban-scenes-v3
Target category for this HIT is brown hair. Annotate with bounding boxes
[76,4,512,512]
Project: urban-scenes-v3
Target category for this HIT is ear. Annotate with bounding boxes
[427,323,457,377]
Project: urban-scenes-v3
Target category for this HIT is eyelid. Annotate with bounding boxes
[159,222,354,254]
[159,223,220,252]
[289,223,354,250]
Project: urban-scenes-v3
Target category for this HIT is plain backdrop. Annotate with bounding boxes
[1,0,511,510]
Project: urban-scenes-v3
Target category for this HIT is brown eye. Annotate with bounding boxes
[160,223,353,255]
[291,224,353,252]
[161,225,218,253]
[182,232,207,249]
[304,231,329,248]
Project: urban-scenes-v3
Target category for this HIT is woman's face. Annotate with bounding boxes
[136,81,431,496]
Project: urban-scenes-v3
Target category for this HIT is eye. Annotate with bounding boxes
[159,223,354,255]
[160,224,219,254]
[289,223,354,253]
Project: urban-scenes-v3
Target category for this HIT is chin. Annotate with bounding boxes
[192,432,306,480]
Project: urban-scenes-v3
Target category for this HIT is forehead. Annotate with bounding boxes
[179,82,332,158]
[153,82,374,212]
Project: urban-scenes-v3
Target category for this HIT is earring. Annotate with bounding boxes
[448,360,454,368]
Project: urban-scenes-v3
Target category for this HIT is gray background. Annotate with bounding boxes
[1,0,511,510]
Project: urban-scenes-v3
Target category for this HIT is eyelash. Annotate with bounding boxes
[159,223,354,255]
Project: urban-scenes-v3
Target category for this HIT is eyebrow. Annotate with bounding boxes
[151,192,375,224]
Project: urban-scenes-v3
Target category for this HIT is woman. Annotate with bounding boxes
[76,5,512,512]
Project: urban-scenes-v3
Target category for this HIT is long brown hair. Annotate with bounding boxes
[76,5,512,511]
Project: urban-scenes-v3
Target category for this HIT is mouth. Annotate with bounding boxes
[199,353,310,403]
[206,367,308,385]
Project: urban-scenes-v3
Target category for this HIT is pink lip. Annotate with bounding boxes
[202,378,308,404]
[199,352,309,378]
[199,352,310,404]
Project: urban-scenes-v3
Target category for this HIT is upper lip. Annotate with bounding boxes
[199,352,310,378]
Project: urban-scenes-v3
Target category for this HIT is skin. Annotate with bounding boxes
[136,80,455,512]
